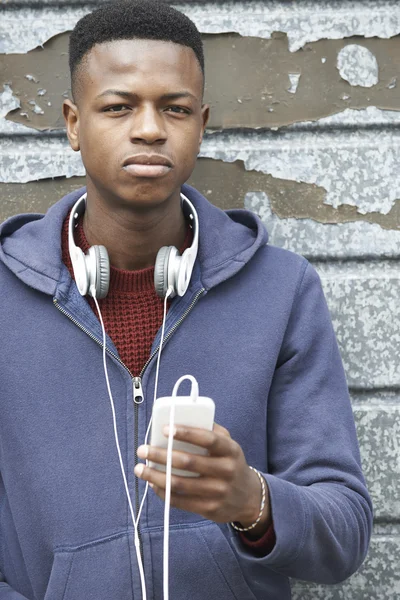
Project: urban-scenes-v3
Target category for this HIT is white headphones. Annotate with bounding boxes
[68,192,199,300]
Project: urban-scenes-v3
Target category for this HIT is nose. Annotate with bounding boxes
[129,104,167,145]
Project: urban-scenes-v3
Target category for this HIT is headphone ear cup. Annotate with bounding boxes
[154,246,173,298]
[73,247,90,296]
[93,245,110,299]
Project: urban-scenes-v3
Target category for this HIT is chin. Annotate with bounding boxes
[121,180,179,201]
[113,187,177,210]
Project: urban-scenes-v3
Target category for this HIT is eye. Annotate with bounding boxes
[165,106,191,115]
[104,105,130,113]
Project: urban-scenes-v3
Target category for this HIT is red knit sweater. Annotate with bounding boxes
[61,214,275,554]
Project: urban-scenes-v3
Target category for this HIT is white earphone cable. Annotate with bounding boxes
[136,286,173,527]
[94,284,176,600]
[92,292,147,600]
[163,396,176,600]
[164,375,198,600]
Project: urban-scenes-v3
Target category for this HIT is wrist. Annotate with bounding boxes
[239,468,264,525]
[242,505,272,540]
[231,467,271,537]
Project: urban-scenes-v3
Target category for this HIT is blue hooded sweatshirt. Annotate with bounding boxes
[0,184,372,600]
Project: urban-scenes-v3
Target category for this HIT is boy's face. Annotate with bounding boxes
[63,38,209,210]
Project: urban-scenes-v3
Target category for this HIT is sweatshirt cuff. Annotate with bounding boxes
[238,523,276,556]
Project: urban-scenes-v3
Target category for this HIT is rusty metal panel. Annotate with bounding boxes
[0,2,399,600]
[2,1,400,54]
[352,398,400,522]
[314,261,400,389]
[3,30,400,130]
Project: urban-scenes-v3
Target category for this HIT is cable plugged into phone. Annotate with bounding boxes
[150,375,215,600]
[149,375,215,476]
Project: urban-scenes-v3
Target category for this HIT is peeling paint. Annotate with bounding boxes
[2,130,400,217]
[269,183,400,230]
[288,106,400,128]
[0,33,69,130]
[25,74,39,83]
[2,31,400,131]
[0,84,20,118]
[287,73,301,94]
[245,192,400,260]
[337,44,379,87]
[0,85,34,134]
[2,2,400,54]
[28,100,44,115]
[182,1,400,53]
[203,33,400,130]
[195,158,400,230]
[2,158,400,234]
[201,131,400,215]
[0,6,88,54]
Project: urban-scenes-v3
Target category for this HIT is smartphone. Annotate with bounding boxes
[149,395,215,477]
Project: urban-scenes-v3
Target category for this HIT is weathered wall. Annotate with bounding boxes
[1,1,399,598]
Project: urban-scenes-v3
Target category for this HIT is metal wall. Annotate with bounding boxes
[1,1,399,598]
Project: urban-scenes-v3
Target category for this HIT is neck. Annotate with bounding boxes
[82,186,187,271]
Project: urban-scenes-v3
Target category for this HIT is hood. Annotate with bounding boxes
[0,184,268,296]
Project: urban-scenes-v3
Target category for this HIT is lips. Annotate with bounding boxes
[122,154,173,178]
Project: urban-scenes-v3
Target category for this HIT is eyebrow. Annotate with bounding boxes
[95,89,197,102]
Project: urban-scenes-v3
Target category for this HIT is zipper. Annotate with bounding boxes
[54,288,205,582]
[133,377,144,404]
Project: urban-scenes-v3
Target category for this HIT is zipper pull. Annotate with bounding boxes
[133,377,144,404]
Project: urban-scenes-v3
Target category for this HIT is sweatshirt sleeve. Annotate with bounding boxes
[231,261,373,584]
[239,523,276,555]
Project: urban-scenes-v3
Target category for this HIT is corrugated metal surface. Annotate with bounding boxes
[1,1,399,598]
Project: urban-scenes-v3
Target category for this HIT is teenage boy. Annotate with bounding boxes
[0,1,372,599]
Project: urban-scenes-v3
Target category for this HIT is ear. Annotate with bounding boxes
[63,99,80,152]
[198,104,210,151]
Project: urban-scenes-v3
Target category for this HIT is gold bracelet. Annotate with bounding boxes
[230,466,266,532]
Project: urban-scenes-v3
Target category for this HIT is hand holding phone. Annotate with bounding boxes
[149,376,215,477]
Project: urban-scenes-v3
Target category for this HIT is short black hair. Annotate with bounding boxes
[69,0,205,101]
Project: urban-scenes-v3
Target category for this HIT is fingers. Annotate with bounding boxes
[163,424,234,458]
[212,422,231,438]
[151,486,224,520]
[136,444,235,479]
[134,462,228,498]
